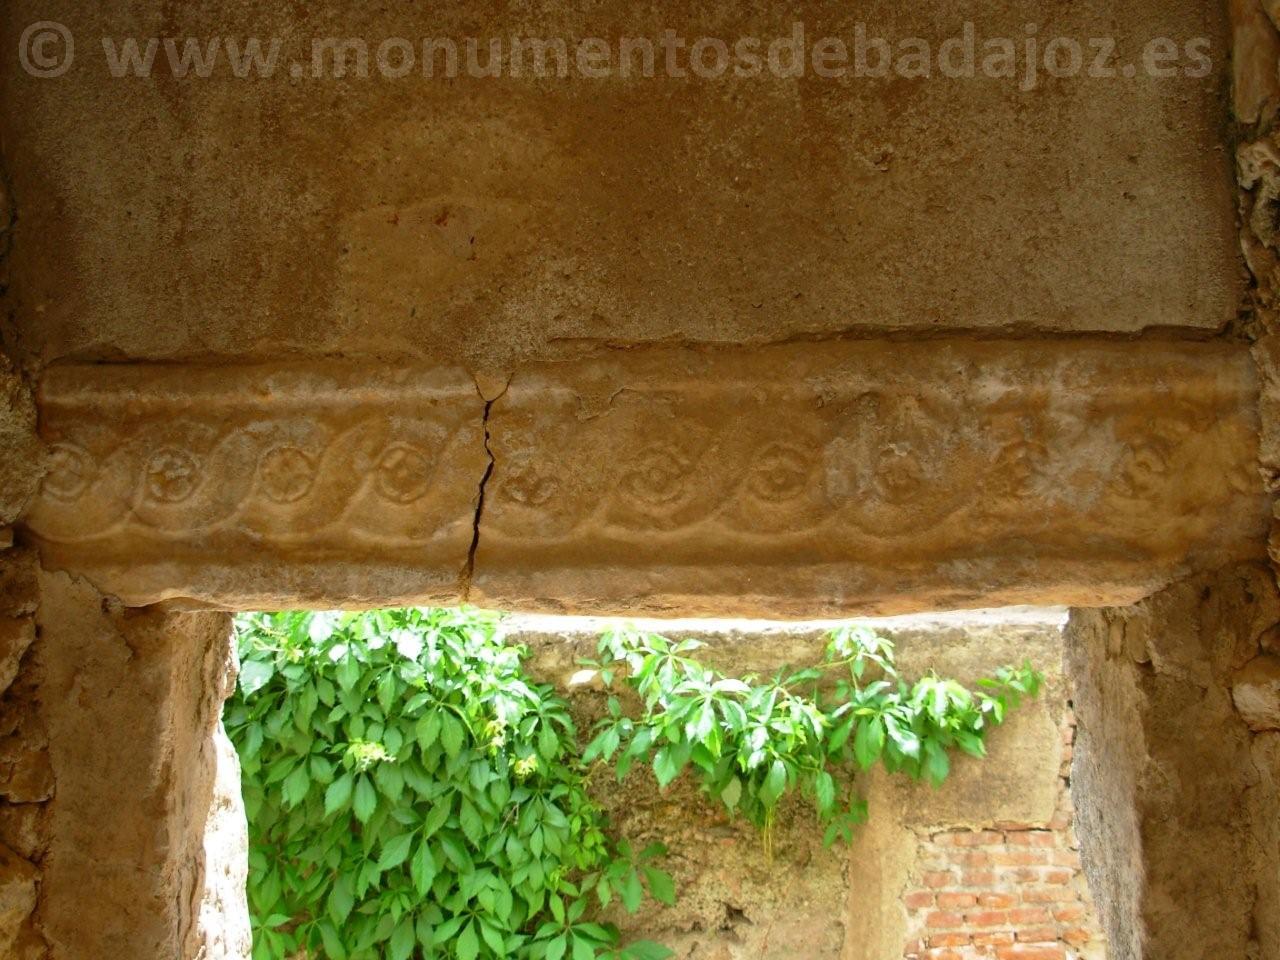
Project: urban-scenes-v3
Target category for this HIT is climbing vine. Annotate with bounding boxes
[226,611,1042,960]
[225,609,674,960]
[582,626,1043,856]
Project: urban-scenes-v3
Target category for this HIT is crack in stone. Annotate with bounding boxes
[461,397,496,602]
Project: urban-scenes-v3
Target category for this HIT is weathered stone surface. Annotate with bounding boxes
[1233,0,1280,122]
[25,344,1265,613]
[0,840,38,956]
[0,620,35,698]
[476,341,1266,616]
[0,358,42,527]
[0,804,48,864]
[1233,653,1280,730]
[35,571,246,960]
[23,343,1266,613]
[1066,564,1280,960]
[0,0,1239,372]
[184,690,251,960]
[27,363,487,608]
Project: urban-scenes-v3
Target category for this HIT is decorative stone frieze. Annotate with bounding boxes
[25,342,1268,613]
[27,363,488,608]
[476,341,1267,615]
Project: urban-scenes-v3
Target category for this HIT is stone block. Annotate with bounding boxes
[1233,654,1280,731]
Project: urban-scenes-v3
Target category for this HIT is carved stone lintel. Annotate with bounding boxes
[22,343,1268,614]
[27,363,488,608]
[475,341,1266,616]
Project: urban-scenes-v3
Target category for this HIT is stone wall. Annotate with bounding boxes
[512,610,1101,960]
[33,571,250,959]
[0,548,49,959]
[0,348,49,956]
[1065,563,1280,960]
[0,0,1270,956]
[0,0,1238,369]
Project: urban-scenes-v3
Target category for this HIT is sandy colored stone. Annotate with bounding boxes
[24,343,1265,613]
[1233,654,1280,730]
[0,358,42,527]
[1066,564,1280,960]
[1233,0,1280,122]
[34,570,245,960]
[184,720,251,960]
[27,362,487,608]
[0,840,38,955]
[0,550,38,621]
[476,341,1265,617]
[0,620,35,698]
[0,0,1240,373]
[0,804,48,864]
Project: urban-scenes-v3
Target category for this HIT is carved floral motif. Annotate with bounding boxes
[259,447,317,504]
[144,449,200,503]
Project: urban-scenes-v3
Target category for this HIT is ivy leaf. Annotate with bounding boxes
[379,832,415,870]
[720,777,742,812]
[459,798,484,846]
[538,723,558,760]
[620,869,644,912]
[814,771,836,815]
[239,659,275,697]
[923,740,950,786]
[643,866,676,905]
[282,764,309,808]
[480,920,506,954]
[623,942,675,960]
[375,762,405,802]
[884,715,921,759]
[390,918,416,960]
[853,717,885,770]
[416,711,442,751]
[652,747,681,788]
[318,919,348,960]
[828,717,854,752]
[441,714,465,759]
[328,875,355,925]
[759,759,787,806]
[546,934,568,960]
[456,920,480,960]
[410,840,437,895]
[353,775,378,823]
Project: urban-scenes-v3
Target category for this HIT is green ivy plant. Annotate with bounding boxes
[581,625,1043,857]
[225,609,674,960]
[226,611,1043,959]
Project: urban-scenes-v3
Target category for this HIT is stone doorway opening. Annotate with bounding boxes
[223,606,1107,960]
[8,349,1277,960]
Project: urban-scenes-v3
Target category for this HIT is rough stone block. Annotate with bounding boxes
[476,341,1265,616]
[0,620,35,698]
[27,363,487,608]
[2,0,1239,368]
[0,840,38,953]
[1233,654,1280,731]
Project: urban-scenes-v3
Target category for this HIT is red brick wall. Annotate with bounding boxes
[900,709,1105,960]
